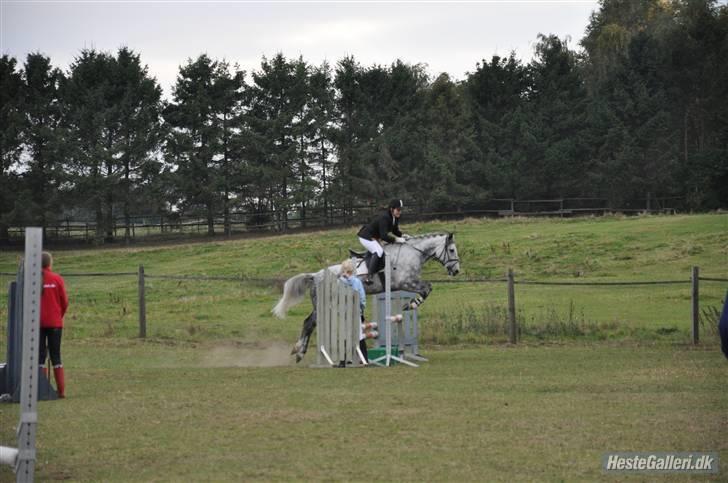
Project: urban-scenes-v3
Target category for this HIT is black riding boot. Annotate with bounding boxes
[364,253,381,285]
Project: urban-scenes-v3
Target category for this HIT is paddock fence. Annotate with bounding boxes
[0,196,685,246]
[1,265,725,348]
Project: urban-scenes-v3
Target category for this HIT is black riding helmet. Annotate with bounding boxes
[389,199,403,209]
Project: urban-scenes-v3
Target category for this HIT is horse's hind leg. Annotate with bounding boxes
[292,311,316,363]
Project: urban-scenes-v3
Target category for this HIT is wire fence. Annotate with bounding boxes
[1,266,725,346]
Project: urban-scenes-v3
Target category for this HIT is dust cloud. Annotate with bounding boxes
[200,341,294,368]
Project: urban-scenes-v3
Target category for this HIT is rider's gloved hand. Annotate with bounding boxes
[394,237,406,244]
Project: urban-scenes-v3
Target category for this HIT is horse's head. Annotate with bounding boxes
[405,232,461,277]
[443,233,461,276]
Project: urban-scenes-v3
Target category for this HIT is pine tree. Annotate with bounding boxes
[420,73,478,209]
[0,55,24,240]
[380,60,429,206]
[20,53,68,234]
[289,57,317,227]
[165,54,242,236]
[248,53,298,230]
[464,53,529,198]
[666,0,728,208]
[63,49,118,242]
[333,57,364,209]
[112,47,164,240]
[308,61,337,222]
[528,34,589,198]
[210,60,246,236]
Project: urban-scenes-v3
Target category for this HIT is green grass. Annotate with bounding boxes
[1,343,726,481]
[2,213,725,345]
[1,214,727,481]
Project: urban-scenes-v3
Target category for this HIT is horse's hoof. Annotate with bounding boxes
[295,353,304,363]
[290,341,302,355]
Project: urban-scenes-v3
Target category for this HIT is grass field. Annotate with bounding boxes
[3,343,728,481]
[1,213,726,344]
[1,213,727,481]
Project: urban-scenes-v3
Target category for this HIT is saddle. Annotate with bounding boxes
[348,249,386,279]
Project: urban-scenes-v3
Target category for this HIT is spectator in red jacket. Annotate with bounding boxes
[40,251,68,398]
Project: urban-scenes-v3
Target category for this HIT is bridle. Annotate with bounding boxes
[406,235,460,273]
[437,237,460,274]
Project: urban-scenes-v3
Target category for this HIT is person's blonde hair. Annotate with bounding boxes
[42,251,53,268]
[340,259,355,276]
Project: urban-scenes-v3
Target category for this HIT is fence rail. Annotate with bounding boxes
[2,265,724,345]
[0,196,685,246]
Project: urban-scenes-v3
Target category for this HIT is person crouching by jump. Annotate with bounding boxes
[339,259,368,362]
[357,199,407,285]
[40,251,69,398]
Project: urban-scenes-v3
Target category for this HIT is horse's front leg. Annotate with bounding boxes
[401,279,432,311]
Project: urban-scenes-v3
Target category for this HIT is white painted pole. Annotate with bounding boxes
[16,227,43,482]
[356,346,368,365]
[384,255,392,366]
[320,346,334,366]
[0,446,18,466]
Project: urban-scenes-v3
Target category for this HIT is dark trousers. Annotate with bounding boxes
[359,314,369,362]
[359,339,369,362]
[39,327,63,367]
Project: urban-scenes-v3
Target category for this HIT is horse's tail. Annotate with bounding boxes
[272,273,315,318]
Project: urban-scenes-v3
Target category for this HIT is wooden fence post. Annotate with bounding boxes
[507,268,517,344]
[138,265,147,338]
[691,266,699,344]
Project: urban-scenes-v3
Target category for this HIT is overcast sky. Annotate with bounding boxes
[2,1,600,96]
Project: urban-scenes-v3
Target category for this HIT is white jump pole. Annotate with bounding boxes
[0,447,18,466]
[384,256,392,365]
[17,228,43,482]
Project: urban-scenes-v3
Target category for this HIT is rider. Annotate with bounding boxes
[357,199,407,285]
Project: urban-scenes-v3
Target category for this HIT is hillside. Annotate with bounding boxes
[1,213,726,345]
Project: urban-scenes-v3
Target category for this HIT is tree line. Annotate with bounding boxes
[2,0,726,242]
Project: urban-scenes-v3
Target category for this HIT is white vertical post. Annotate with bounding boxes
[384,254,392,366]
[16,227,43,482]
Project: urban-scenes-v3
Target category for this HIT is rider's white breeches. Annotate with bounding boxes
[359,237,383,256]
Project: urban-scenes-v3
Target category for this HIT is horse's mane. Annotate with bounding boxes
[408,232,451,240]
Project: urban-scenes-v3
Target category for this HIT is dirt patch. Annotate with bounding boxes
[200,340,293,367]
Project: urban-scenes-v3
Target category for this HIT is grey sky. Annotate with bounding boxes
[2,1,599,96]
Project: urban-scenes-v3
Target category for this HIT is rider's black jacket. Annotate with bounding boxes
[357,210,402,244]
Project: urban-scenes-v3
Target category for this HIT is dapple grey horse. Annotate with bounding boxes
[272,233,461,362]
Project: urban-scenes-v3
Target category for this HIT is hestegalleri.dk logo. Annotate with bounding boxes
[603,452,719,473]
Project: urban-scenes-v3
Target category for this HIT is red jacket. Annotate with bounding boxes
[41,268,68,328]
